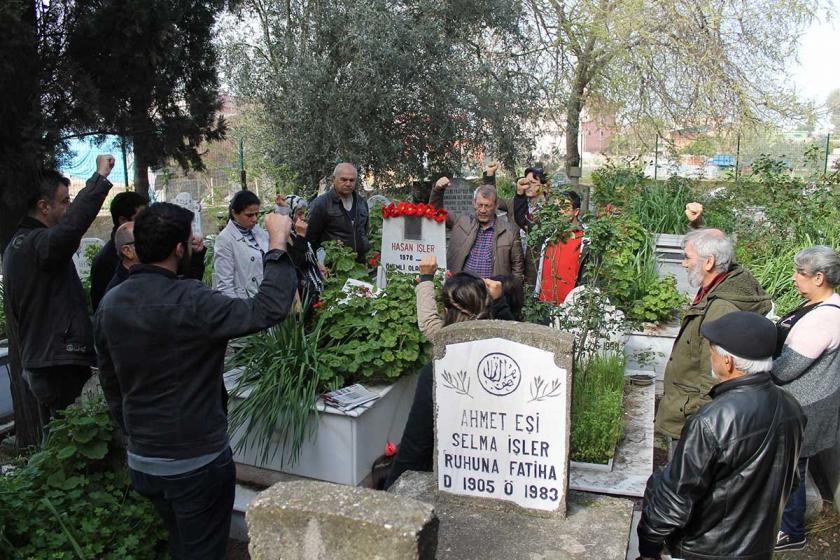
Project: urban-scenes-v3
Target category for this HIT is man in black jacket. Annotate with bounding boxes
[306,162,370,262]
[637,312,805,560]
[94,203,296,560]
[90,190,147,311]
[2,155,115,431]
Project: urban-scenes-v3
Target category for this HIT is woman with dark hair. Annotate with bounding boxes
[212,190,269,298]
[385,257,513,488]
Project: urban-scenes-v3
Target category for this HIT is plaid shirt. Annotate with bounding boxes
[464,220,495,278]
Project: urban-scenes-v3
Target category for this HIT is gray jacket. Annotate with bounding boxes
[212,219,270,298]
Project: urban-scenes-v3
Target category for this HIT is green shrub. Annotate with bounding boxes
[0,398,167,559]
[570,353,625,464]
[629,176,695,234]
[590,164,645,208]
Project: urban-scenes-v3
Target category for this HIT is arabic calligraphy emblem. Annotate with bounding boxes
[476,353,521,396]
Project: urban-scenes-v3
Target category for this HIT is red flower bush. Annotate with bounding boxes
[382,202,447,223]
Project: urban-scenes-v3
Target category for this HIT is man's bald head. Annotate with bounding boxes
[114,221,139,266]
[332,163,358,197]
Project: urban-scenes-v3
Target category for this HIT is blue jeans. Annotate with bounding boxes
[129,447,236,560]
[780,457,809,540]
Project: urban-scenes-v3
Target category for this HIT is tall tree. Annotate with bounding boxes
[828,89,840,133]
[67,0,229,193]
[220,0,539,189]
[526,0,822,182]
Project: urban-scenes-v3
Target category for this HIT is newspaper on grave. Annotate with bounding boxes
[377,214,446,288]
[434,321,574,517]
[173,192,202,237]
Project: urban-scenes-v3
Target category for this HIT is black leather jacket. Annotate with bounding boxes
[306,188,369,261]
[638,372,805,560]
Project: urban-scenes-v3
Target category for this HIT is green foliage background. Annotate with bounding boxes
[0,399,167,559]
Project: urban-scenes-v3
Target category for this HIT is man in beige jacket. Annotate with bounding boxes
[429,176,524,286]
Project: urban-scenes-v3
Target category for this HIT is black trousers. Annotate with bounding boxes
[385,363,434,489]
[23,365,91,432]
[129,447,236,560]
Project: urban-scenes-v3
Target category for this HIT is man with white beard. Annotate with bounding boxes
[654,228,772,454]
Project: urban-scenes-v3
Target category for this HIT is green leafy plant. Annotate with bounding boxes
[0,398,167,559]
[630,275,686,323]
[227,311,336,466]
[590,164,645,208]
[202,234,215,286]
[317,267,428,384]
[570,353,625,464]
[628,176,695,234]
[525,203,575,250]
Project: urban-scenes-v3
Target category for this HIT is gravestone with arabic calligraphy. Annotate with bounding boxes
[434,320,573,517]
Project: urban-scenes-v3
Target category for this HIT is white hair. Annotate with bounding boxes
[473,184,497,202]
[684,228,733,273]
[795,245,840,287]
[710,344,773,375]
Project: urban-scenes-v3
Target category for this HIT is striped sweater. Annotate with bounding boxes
[772,293,840,457]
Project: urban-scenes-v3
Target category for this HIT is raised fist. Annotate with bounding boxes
[485,161,499,176]
[275,194,286,207]
[434,176,450,190]
[419,254,438,275]
[264,213,292,249]
[516,177,530,195]
[96,154,116,178]
[685,202,704,223]
[484,278,503,300]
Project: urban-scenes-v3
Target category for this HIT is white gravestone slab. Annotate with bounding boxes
[72,238,105,278]
[380,216,446,275]
[173,192,202,237]
[435,337,571,514]
[442,178,476,217]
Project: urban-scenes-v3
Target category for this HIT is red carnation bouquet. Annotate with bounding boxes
[382,202,447,223]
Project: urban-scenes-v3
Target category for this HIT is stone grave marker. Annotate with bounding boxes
[441,177,476,217]
[173,191,203,237]
[72,237,105,278]
[378,213,446,287]
[434,321,573,516]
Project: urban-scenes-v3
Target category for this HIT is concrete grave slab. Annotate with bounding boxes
[391,471,634,560]
[247,479,438,560]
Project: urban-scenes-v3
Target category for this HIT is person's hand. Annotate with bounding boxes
[485,161,499,176]
[264,213,292,250]
[516,177,530,195]
[484,278,503,300]
[189,234,205,253]
[685,202,704,223]
[434,177,450,190]
[294,216,308,237]
[96,154,115,178]
[419,255,437,275]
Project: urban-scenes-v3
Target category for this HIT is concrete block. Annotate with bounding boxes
[246,480,438,560]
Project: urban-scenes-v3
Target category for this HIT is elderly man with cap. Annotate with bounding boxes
[637,312,805,560]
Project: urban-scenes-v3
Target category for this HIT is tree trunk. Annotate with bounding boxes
[565,89,583,185]
[133,148,150,196]
[6,323,42,448]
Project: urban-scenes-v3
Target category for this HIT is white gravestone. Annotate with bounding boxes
[173,192,202,237]
[380,215,446,276]
[435,326,573,516]
[442,178,476,217]
[72,238,105,278]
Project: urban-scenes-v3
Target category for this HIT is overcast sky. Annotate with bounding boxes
[792,14,839,106]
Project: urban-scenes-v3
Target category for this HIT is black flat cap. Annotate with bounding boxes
[700,311,777,359]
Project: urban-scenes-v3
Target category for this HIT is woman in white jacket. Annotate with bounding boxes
[213,190,270,298]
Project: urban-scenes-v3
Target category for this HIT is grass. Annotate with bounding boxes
[226,311,338,467]
[570,352,625,464]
